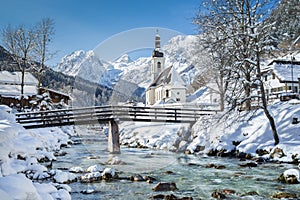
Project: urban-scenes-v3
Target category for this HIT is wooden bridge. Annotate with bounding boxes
[16,105,216,153]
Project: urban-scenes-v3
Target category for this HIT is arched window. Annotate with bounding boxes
[166,89,169,98]
[157,62,161,70]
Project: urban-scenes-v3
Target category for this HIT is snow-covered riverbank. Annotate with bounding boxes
[1,100,300,199]
[0,105,75,199]
[120,100,300,163]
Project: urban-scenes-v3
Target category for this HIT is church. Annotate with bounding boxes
[145,33,186,106]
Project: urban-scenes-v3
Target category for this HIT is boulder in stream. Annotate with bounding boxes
[53,170,77,184]
[271,192,298,199]
[278,168,300,184]
[238,162,258,168]
[151,193,193,199]
[152,182,178,191]
[86,164,103,173]
[101,168,117,180]
[69,166,84,173]
[80,172,102,183]
[130,174,145,181]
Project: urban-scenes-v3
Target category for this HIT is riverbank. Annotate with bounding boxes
[0,105,75,199]
[120,100,300,163]
[1,100,299,199]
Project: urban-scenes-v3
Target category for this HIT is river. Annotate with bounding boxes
[52,125,299,199]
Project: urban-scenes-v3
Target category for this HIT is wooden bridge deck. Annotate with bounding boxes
[16,105,216,129]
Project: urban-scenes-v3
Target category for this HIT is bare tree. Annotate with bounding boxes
[33,18,56,89]
[194,33,234,111]
[2,25,36,108]
[194,0,280,145]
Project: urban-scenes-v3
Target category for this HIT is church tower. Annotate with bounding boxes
[151,32,165,82]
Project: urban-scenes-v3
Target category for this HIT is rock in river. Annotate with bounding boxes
[152,182,178,191]
[130,174,145,181]
[86,164,103,173]
[278,168,300,184]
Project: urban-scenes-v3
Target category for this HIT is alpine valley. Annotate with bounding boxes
[54,35,202,101]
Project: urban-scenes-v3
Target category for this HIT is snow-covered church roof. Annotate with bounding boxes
[148,66,185,89]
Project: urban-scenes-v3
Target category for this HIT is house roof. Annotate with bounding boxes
[0,71,38,85]
[148,66,186,89]
[0,71,38,97]
[39,87,70,99]
[267,59,300,82]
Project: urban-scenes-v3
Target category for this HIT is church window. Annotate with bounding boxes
[157,62,161,69]
[166,89,169,98]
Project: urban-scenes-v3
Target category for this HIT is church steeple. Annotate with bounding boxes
[152,30,164,58]
[155,30,161,50]
[151,30,165,81]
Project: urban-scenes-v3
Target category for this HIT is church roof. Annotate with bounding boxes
[170,65,186,88]
[148,66,185,89]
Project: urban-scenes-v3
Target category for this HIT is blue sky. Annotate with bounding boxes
[1,0,201,66]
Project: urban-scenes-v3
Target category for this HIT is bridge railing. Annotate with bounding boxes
[109,106,214,122]
[16,105,217,128]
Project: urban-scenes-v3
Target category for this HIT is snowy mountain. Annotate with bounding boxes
[162,35,199,86]
[56,50,122,87]
[55,35,200,90]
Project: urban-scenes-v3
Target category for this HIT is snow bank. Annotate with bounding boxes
[119,101,300,163]
[120,121,191,151]
[0,105,74,199]
[188,101,300,162]
[0,174,40,200]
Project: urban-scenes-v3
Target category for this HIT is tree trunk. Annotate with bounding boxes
[263,105,279,145]
[255,43,279,145]
[259,78,279,145]
[244,85,251,111]
[220,92,225,111]
[20,62,25,108]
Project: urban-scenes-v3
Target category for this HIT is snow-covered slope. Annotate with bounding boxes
[55,35,200,90]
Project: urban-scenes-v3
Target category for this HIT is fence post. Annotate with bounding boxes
[108,120,120,154]
[41,112,45,126]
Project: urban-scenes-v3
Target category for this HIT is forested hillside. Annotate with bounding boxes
[0,45,114,106]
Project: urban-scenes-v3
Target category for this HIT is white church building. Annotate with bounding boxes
[145,33,186,106]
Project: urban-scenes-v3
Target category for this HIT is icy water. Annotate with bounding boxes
[53,126,299,199]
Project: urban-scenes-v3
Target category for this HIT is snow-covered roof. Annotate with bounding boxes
[267,59,300,82]
[170,66,186,88]
[148,66,185,89]
[0,71,38,96]
[0,71,38,85]
[0,85,37,97]
[39,87,70,98]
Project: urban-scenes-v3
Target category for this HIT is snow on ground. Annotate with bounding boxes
[1,98,300,198]
[188,100,300,162]
[119,100,300,163]
[120,121,192,152]
[0,105,74,199]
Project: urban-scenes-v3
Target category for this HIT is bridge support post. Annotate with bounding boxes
[108,120,120,154]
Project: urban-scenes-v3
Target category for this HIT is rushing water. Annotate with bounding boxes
[52,126,299,200]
